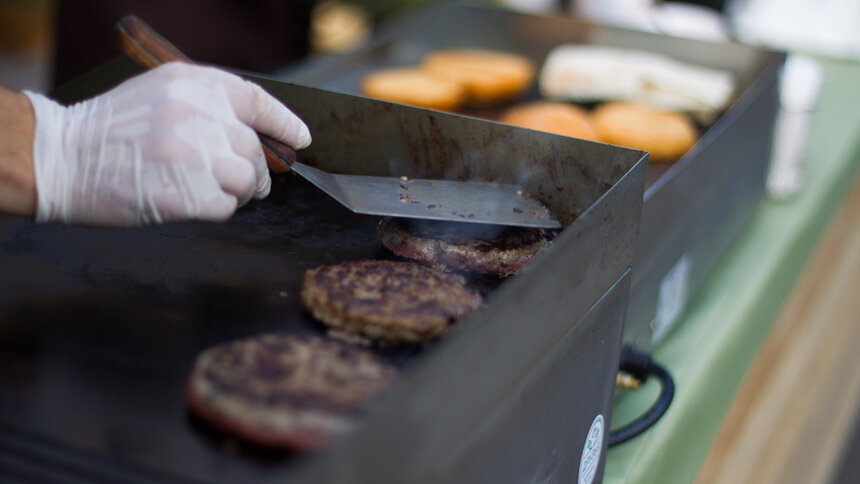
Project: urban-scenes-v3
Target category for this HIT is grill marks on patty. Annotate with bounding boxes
[301,259,483,344]
[187,222,520,449]
[186,222,522,451]
[376,217,553,277]
[186,333,396,451]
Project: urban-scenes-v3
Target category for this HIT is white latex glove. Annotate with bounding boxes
[24,62,312,226]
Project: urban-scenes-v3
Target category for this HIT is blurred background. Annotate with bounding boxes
[0,0,446,92]
[2,0,857,91]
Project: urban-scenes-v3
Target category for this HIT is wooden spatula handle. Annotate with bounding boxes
[116,15,295,173]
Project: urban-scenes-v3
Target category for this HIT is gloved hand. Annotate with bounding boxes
[25,62,311,226]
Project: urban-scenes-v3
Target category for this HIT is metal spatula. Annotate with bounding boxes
[116,16,561,229]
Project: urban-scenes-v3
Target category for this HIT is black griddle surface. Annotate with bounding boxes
[0,173,503,482]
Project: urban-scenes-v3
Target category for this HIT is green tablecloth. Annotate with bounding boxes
[603,57,860,483]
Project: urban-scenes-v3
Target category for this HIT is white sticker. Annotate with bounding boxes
[578,414,604,484]
[650,252,692,344]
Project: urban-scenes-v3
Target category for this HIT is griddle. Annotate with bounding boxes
[0,172,455,481]
[280,3,784,350]
[0,54,647,483]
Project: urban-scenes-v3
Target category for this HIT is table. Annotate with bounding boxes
[603,56,860,483]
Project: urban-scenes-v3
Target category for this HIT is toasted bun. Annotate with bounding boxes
[361,67,466,110]
[591,102,697,162]
[499,101,600,141]
[420,48,534,106]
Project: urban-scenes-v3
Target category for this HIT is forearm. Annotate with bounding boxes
[0,86,36,217]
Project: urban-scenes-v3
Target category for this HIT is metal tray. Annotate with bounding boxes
[281,3,784,349]
[0,57,646,483]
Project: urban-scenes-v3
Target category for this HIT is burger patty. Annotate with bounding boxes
[186,333,396,452]
[301,259,483,344]
[376,217,553,277]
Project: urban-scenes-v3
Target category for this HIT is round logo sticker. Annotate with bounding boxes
[578,414,604,484]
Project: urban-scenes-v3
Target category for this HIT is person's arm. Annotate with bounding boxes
[0,86,37,217]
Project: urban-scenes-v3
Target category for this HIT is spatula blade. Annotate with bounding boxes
[291,162,562,229]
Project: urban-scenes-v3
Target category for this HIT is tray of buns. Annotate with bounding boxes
[282,3,784,349]
[0,54,647,482]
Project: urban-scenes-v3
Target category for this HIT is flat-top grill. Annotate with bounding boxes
[0,54,646,482]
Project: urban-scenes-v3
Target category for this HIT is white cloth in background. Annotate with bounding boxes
[727,0,860,60]
[573,0,731,42]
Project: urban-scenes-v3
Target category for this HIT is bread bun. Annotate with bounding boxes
[591,102,697,162]
[361,67,466,111]
[420,48,534,106]
[499,101,600,141]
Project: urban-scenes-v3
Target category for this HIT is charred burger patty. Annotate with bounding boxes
[301,259,483,344]
[376,217,553,277]
[186,333,396,452]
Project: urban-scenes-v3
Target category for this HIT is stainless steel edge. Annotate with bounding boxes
[282,152,646,484]
[627,50,783,347]
[428,271,632,484]
[246,73,642,228]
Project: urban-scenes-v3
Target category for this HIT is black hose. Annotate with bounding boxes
[608,345,676,447]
